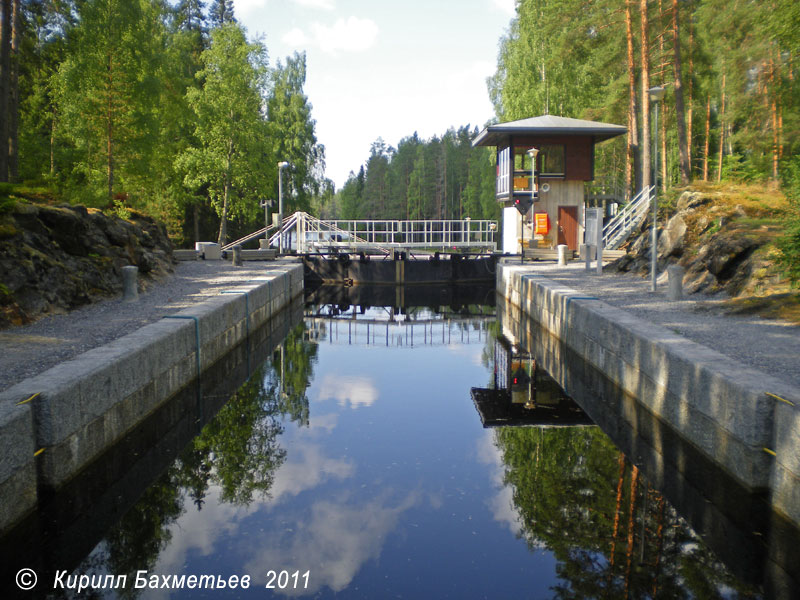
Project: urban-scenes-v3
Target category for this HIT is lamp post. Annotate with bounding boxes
[261,198,272,246]
[648,86,665,292]
[277,161,289,254]
[527,147,539,256]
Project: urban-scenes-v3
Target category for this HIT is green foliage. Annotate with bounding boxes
[13,1,327,245]
[112,198,131,221]
[490,0,799,192]
[176,23,271,244]
[266,53,326,214]
[334,126,498,222]
[777,156,800,285]
[0,195,15,215]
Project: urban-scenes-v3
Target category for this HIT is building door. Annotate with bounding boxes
[557,206,578,249]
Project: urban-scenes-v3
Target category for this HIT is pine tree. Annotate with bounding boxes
[54,0,163,202]
[208,0,235,28]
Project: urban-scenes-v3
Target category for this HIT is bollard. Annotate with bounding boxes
[667,265,685,301]
[581,244,593,271]
[232,244,243,267]
[122,265,138,302]
[557,244,569,266]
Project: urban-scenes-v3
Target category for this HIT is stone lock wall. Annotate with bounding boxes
[0,263,303,533]
[497,263,800,526]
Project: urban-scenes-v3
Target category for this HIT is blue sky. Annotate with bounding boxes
[234,0,516,188]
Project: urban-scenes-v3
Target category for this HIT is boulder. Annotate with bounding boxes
[0,203,175,328]
[658,214,687,258]
[676,191,716,213]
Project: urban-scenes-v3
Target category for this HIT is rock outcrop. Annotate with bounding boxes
[0,202,174,328]
[608,190,770,297]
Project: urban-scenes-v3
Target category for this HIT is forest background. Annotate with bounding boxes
[0,0,798,267]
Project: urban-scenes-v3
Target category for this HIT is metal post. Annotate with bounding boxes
[528,147,539,254]
[122,266,138,302]
[648,86,664,292]
[651,99,659,291]
[264,199,270,243]
[278,161,288,254]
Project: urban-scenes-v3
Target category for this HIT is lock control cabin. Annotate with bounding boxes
[472,115,626,254]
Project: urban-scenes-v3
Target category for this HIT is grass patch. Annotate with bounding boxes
[723,292,800,325]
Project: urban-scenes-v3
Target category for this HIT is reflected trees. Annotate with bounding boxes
[68,323,320,596]
[494,426,761,598]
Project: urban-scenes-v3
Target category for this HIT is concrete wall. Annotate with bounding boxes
[497,263,800,526]
[0,298,303,589]
[0,262,303,534]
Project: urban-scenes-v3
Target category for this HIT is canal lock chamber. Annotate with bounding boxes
[1,282,797,599]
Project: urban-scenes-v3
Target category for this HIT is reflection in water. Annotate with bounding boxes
[493,426,760,599]
[318,374,378,409]
[4,285,791,598]
[243,493,419,595]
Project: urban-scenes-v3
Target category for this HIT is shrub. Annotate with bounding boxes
[776,156,800,286]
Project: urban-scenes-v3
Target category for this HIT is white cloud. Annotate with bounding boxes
[317,374,378,408]
[311,16,379,54]
[235,0,268,14]
[282,27,309,47]
[244,493,418,595]
[491,0,516,17]
[477,431,524,536]
[294,0,336,9]
[269,444,355,503]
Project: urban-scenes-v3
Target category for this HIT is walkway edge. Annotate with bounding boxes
[0,263,303,534]
[498,263,800,526]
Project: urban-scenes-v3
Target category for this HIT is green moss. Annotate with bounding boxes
[0,223,18,238]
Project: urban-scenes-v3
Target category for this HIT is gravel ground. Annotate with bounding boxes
[515,260,800,390]
[0,259,301,392]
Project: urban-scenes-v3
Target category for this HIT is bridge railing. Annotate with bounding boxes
[304,317,491,348]
[295,214,497,253]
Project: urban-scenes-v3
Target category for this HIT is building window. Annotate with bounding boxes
[539,144,565,176]
[496,147,510,196]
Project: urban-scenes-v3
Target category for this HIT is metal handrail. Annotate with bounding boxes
[221,223,278,251]
[602,185,654,249]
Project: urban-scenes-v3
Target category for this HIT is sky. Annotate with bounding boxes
[233,0,516,189]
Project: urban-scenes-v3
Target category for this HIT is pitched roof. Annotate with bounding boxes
[472,115,627,147]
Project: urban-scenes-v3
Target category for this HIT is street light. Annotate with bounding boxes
[526,148,539,259]
[648,86,665,292]
[278,161,289,254]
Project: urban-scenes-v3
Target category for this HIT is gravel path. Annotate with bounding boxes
[517,261,800,389]
[0,259,301,392]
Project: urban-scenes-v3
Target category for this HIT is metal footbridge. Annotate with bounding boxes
[223,212,498,254]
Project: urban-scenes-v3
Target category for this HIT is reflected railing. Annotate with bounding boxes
[303,283,496,348]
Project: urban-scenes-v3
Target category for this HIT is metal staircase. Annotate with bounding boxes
[602,185,655,250]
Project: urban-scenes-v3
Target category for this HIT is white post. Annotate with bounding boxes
[278,161,289,254]
[557,244,568,266]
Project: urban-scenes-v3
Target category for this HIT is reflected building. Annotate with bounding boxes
[471,335,593,428]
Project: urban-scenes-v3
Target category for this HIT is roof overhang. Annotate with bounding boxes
[473,115,627,147]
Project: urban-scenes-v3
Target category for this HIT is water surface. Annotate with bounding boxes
[2,290,775,598]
